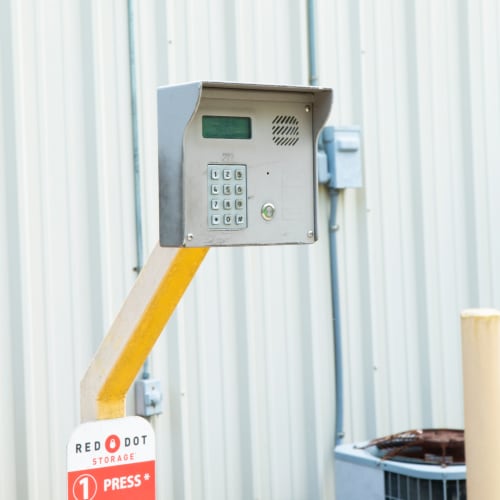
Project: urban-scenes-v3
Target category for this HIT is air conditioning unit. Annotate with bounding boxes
[335,442,466,500]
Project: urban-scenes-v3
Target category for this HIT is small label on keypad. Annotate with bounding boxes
[208,164,247,230]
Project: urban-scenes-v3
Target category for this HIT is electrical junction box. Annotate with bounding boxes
[135,378,163,417]
[158,81,332,247]
[323,126,362,189]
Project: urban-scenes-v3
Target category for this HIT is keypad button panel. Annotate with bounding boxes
[208,164,247,230]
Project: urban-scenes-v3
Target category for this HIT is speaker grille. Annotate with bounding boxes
[272,115,300,146]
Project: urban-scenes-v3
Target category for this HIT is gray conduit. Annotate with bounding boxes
[307,0,318,87]
[323,129,345,445]
[307,0,345,445]
[127,0,149,380]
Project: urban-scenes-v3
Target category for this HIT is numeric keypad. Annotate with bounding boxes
[208,164,247,230]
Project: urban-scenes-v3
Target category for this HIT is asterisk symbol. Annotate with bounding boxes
[144,473,150,480]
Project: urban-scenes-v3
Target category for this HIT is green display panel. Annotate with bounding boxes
[202,116,252,139]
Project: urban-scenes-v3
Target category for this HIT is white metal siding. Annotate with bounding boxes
[1,1,500,499]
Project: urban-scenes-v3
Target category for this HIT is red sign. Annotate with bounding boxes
[67,417,155,500]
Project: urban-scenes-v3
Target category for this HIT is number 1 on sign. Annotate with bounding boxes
[73,474,97,500]
[79,476,89,499]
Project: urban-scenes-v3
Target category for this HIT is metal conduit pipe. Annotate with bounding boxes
[127,0,149,380]
[307,0,345,445]
[307,0,318,87]
[323,129,345,445]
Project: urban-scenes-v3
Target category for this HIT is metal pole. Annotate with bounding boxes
[461,308,500,498]
[81,245,208,421]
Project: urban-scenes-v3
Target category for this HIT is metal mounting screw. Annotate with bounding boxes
[187,233,194,241]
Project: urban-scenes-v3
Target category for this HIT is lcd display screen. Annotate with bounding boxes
[202,116,252,139]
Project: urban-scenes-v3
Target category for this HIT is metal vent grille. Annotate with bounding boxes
[272,115,299,146]
[385,471,466,500]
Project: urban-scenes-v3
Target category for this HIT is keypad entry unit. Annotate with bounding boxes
[157,81,333,247]
[208,164,247,229]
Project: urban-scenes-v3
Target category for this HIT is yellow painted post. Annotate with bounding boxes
[81,244,208,422]
[461,308,500,498]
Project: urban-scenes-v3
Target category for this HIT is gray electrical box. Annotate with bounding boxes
[158,81,332,247]
[328,126,362,189]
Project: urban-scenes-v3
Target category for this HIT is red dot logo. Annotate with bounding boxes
[105,434,120,453]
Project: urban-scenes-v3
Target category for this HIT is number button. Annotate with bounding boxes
[223,169,232,180]
[211,185,220,195]
[223,199,232,210]
[211,168,220,180]
[223,184,232,195]
[235,185,244,195]
[211,199,220,210]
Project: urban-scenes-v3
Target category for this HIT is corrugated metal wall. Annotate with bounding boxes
[1,0,500,499]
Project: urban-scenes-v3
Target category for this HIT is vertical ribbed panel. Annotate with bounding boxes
[2,1,500,499]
